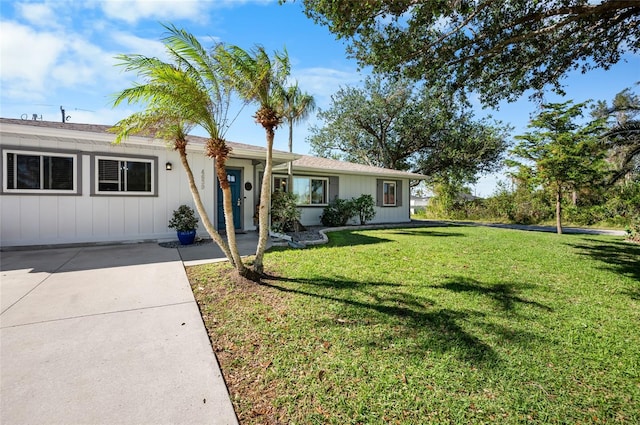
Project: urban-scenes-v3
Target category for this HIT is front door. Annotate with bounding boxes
[217,168,242,231]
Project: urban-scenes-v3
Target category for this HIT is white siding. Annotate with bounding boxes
[0,132,253,247]
[1,127,415,246]
[296,173,412,226]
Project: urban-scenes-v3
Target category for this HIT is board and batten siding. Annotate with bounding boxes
[0,133,219,247]
[297,172,411,226]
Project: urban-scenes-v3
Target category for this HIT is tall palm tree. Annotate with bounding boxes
[281,83,316,184]
[110,25,248,276]
[215,44,290,275]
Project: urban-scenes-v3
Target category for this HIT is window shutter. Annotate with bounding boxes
[396,180,403,207]
[329,176,339,201]
[376,179,383,206]
[6,153,15,189]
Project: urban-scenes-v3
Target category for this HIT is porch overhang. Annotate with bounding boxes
[228,146,300,166]
[273,155,428,180]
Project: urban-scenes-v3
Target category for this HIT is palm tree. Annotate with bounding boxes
[215,44,290,275]
[110,24,249,276]
[281,83,316,184]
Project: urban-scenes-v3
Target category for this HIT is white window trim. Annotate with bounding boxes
[2,148,79,195]
[383,180,397,206]
[292,176,329,206]
[93,155,155,196]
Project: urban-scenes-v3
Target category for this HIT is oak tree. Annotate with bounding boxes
[308,76,509,184]
[293,0,640,105]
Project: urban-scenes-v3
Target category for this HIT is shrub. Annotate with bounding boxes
[321,198,356,227]
[352,194,376,225]
[271,191,301,233]
[168,204,199,232]
[625,215,640,243]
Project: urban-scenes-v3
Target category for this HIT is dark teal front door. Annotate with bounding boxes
[217,169,242,231]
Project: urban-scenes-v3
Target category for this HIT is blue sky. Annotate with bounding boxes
[1,0,639,196]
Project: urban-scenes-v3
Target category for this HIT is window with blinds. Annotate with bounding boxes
[95,156,154,195]
[2,149,77,194]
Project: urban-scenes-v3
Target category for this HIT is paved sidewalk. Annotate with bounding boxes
[176,231,268,266]
[0,243,238,425]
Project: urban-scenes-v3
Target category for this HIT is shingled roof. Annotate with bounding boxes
[283,155,426,180]
[0,117,290,157]
[0,117,116,134]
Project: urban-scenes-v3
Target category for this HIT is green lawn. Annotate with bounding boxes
[188,225,640,424]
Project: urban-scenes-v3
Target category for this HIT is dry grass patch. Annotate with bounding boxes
[188,265,292,424]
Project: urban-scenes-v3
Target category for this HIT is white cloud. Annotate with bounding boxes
[111,31,167,58]
[15,2,60,29]
[63,105,141,126]
[0,19,134,104]
[293,67,363,105]
[0,21,65,96]
[100,0,210,24]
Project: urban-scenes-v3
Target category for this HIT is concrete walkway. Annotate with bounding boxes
[176,232,269,266]
[1,242,239,425]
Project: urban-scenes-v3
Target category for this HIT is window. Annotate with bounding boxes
[273,176,289,192]
[292,176,327,205]
[94,156,155,195]
[3,149,77,194]
[383,181,396,206]
[377,179,402,207]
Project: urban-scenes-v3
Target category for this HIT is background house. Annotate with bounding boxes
[0,118,425,247]
[410,195,432,215]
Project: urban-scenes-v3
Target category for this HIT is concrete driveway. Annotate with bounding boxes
[0,243,238,425]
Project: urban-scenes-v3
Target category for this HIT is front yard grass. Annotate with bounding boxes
[187,225,639,424]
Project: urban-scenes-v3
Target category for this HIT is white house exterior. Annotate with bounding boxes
[274,155,425,226]
[0,118,425,248]
[410,196,431,215]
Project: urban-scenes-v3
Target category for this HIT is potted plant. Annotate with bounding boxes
[168,204,199,245]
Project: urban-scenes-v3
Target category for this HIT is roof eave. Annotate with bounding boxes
[274,164,427,180]
[1,122,165,146]
[1,122,299,163]
[230,148,299,164]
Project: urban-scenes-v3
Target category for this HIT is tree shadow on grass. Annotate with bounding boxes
[567,238,640,299]
[262,274,542,367]
[323,230,392,248]
[437,277,554,314]
[388,229,467,238]
[319,227,464,249]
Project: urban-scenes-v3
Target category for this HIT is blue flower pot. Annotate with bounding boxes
[177,230,196,245]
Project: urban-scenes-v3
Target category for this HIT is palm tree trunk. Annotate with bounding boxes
[177,146,236,266]
[214,161,246,275]
[556,187,563,235]
[254,127,274,275]
[287,122,293,187]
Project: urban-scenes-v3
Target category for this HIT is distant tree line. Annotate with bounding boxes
[417,88,640,236]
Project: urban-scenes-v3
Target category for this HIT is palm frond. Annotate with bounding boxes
[281,82,316,123]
